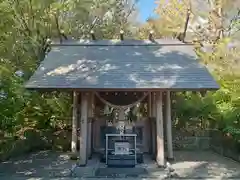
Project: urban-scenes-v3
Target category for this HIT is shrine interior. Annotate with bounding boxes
[84,91,167,167]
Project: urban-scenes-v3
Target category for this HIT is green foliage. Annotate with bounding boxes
[137,0,191,39]
[155,0,190,35]
[0,0,138,160]
[139,0,240,140]
[223,126,240,141]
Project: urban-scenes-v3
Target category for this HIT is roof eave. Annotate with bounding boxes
[24,86,220,92]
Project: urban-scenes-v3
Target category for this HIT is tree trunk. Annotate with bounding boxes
[182,8,191,42]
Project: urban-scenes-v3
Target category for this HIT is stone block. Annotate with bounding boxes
[211,145,223,155]
[173,137,198,150]
[210,130,223,146]
[198,137,210,150]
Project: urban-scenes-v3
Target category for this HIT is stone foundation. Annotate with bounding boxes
[172,136,210,150]
[210,130,240,162]
[168,129,211,151]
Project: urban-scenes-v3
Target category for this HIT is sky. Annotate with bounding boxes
[137,0,157,22]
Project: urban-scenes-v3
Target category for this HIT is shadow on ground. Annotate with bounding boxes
[170,151,240,179]
[0,150,240,179]
[0,150,73,178]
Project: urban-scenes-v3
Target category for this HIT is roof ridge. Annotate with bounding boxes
[50,38,193,47]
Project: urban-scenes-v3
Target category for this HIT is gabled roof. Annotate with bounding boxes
[25,39,219,91]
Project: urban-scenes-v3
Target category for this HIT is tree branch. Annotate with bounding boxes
[181,8,191,42]
[122,1,137,25]
[13,0,32,36]
[178,0,191,42]
[89,16,100,31]
[28,0,34,32]
[54,14,63,43]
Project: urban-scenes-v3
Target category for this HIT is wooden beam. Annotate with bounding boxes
[156,91,165,167]
[166,91,173,160]
[79,92,88,166]
[71,91,78,153]
[28,87,219,93]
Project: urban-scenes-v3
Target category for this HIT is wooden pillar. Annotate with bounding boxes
[87,92,93,159]
[152,93,156,116]
[156,91,165,167]
[151,92,156,158]
[148,93,152,117]
[79,92,88,166]
[148,93,152,153]
[71,91,78,153]
[166,91,173,160]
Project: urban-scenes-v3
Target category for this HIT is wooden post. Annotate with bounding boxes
[166,91,173,160]
[120,30,124,40]
[152,92,157,117]
[151,92,156,159]
[149,30,154,41]
[87,92,93,159]
[79,92,88,166]
[144,92,152,153]
[148,93,152,153]
[71,91,78,153]
[148,93,152,117]
[156,91,165,167]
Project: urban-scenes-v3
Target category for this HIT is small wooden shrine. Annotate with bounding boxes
[25,32,219,167]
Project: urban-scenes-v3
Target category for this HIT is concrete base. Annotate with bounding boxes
[166,157,175,162]
[77,163,86,167]
[157,165,166,169]
[151,154,156,160]
[88,154,93,160]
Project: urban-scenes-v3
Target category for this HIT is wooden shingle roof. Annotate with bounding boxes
[25,39,219,91]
